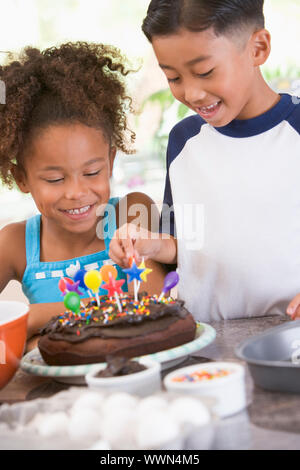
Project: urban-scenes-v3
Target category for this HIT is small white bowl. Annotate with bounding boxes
[164,362,246,418]
[85,358,161,397]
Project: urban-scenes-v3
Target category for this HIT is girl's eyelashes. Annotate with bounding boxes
[45,178,64,184]
[43,169,102,183]
[84,170,101,177]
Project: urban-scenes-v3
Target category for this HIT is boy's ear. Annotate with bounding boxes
[109,146,117,178]
[251,29,271,67]
[10,164,30,194]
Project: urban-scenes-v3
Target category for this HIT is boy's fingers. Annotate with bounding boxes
[111,223,153,265]
[109,240,125,266]
[287,294,300,315]
[292,306,300,320]
[120,237,136,260]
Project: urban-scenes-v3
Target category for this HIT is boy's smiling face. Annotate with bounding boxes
[15,123,116,235]
[152,27,270,126]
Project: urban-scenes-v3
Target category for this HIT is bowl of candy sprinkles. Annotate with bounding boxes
[164,362,247,418]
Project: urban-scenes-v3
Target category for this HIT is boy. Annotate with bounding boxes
[109,0,300,321]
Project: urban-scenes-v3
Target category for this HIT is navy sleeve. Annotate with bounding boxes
[159,147,176,237]
[286,95,300,134]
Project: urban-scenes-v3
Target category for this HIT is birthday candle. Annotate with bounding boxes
[84,270,102,306]
[101,272,125,313]
[123,259,145,302]
[158,271,179,302]
[137,257,153,293]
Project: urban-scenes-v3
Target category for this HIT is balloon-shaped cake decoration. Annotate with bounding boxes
[100,264,118,283]
[74,269,87,290]
[84,270,102,306]
[158,271,179,301]
[64,291,81,314]
[84,270,102,292]
[58,277,74,295]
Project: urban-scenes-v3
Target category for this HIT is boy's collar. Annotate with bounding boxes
[214,94,296,138]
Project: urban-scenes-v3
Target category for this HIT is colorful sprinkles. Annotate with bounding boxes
[56,293,177,331]
[172,368,233,383]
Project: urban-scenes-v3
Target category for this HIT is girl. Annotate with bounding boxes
[0,42,166,349]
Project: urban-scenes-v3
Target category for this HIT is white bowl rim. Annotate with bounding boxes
[164,361,245,389]
[0,301,29,327]
[85,357,161,385]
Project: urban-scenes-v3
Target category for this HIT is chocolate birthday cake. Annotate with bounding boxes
[38,292,197,366]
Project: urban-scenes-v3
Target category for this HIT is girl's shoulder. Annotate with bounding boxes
[115,192,159,232]
[0,221,26,281]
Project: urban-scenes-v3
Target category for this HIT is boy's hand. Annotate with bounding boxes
[286,294,300,320]
[109,223,162,268]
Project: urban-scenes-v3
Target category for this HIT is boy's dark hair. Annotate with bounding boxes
[0,42,136,187]
[142,0,265,41]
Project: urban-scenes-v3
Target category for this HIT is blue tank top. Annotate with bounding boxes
[22,197,128,304]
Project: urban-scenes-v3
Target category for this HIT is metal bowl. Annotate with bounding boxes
[235,320,300,393]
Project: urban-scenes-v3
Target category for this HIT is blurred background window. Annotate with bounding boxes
[0,0,300,228]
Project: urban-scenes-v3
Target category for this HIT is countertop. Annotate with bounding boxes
[189,315,300,450]
[1,314,300,450]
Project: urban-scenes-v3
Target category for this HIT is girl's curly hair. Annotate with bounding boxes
[0,42,136,187]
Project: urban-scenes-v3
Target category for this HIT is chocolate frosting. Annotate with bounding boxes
[96,356,147,377]
[39,292,189,344]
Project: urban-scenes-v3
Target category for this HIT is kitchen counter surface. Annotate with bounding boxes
[189,315,300,450]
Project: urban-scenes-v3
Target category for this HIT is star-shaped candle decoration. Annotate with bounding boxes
[102,276,125,297]
[123,259,145,302]
[102,274,125,312]
[66,280,83,296]
[139,258,152,283]
[136,258,153,302]
[123,260,144,283]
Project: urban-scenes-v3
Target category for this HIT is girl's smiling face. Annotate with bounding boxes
[152,27,269,126]
[15,123,116,235]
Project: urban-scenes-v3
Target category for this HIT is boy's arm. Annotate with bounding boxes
[112,192,174,293]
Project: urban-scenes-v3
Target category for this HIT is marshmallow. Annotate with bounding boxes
[68,408,101,441]
[168,397,211,427]
[35,412,69,438]
[135,409,179,449]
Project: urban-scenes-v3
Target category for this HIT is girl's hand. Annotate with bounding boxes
[109,223,162,268]
[286,294,300,320]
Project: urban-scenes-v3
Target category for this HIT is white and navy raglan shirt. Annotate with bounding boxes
[160,93,300,321]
